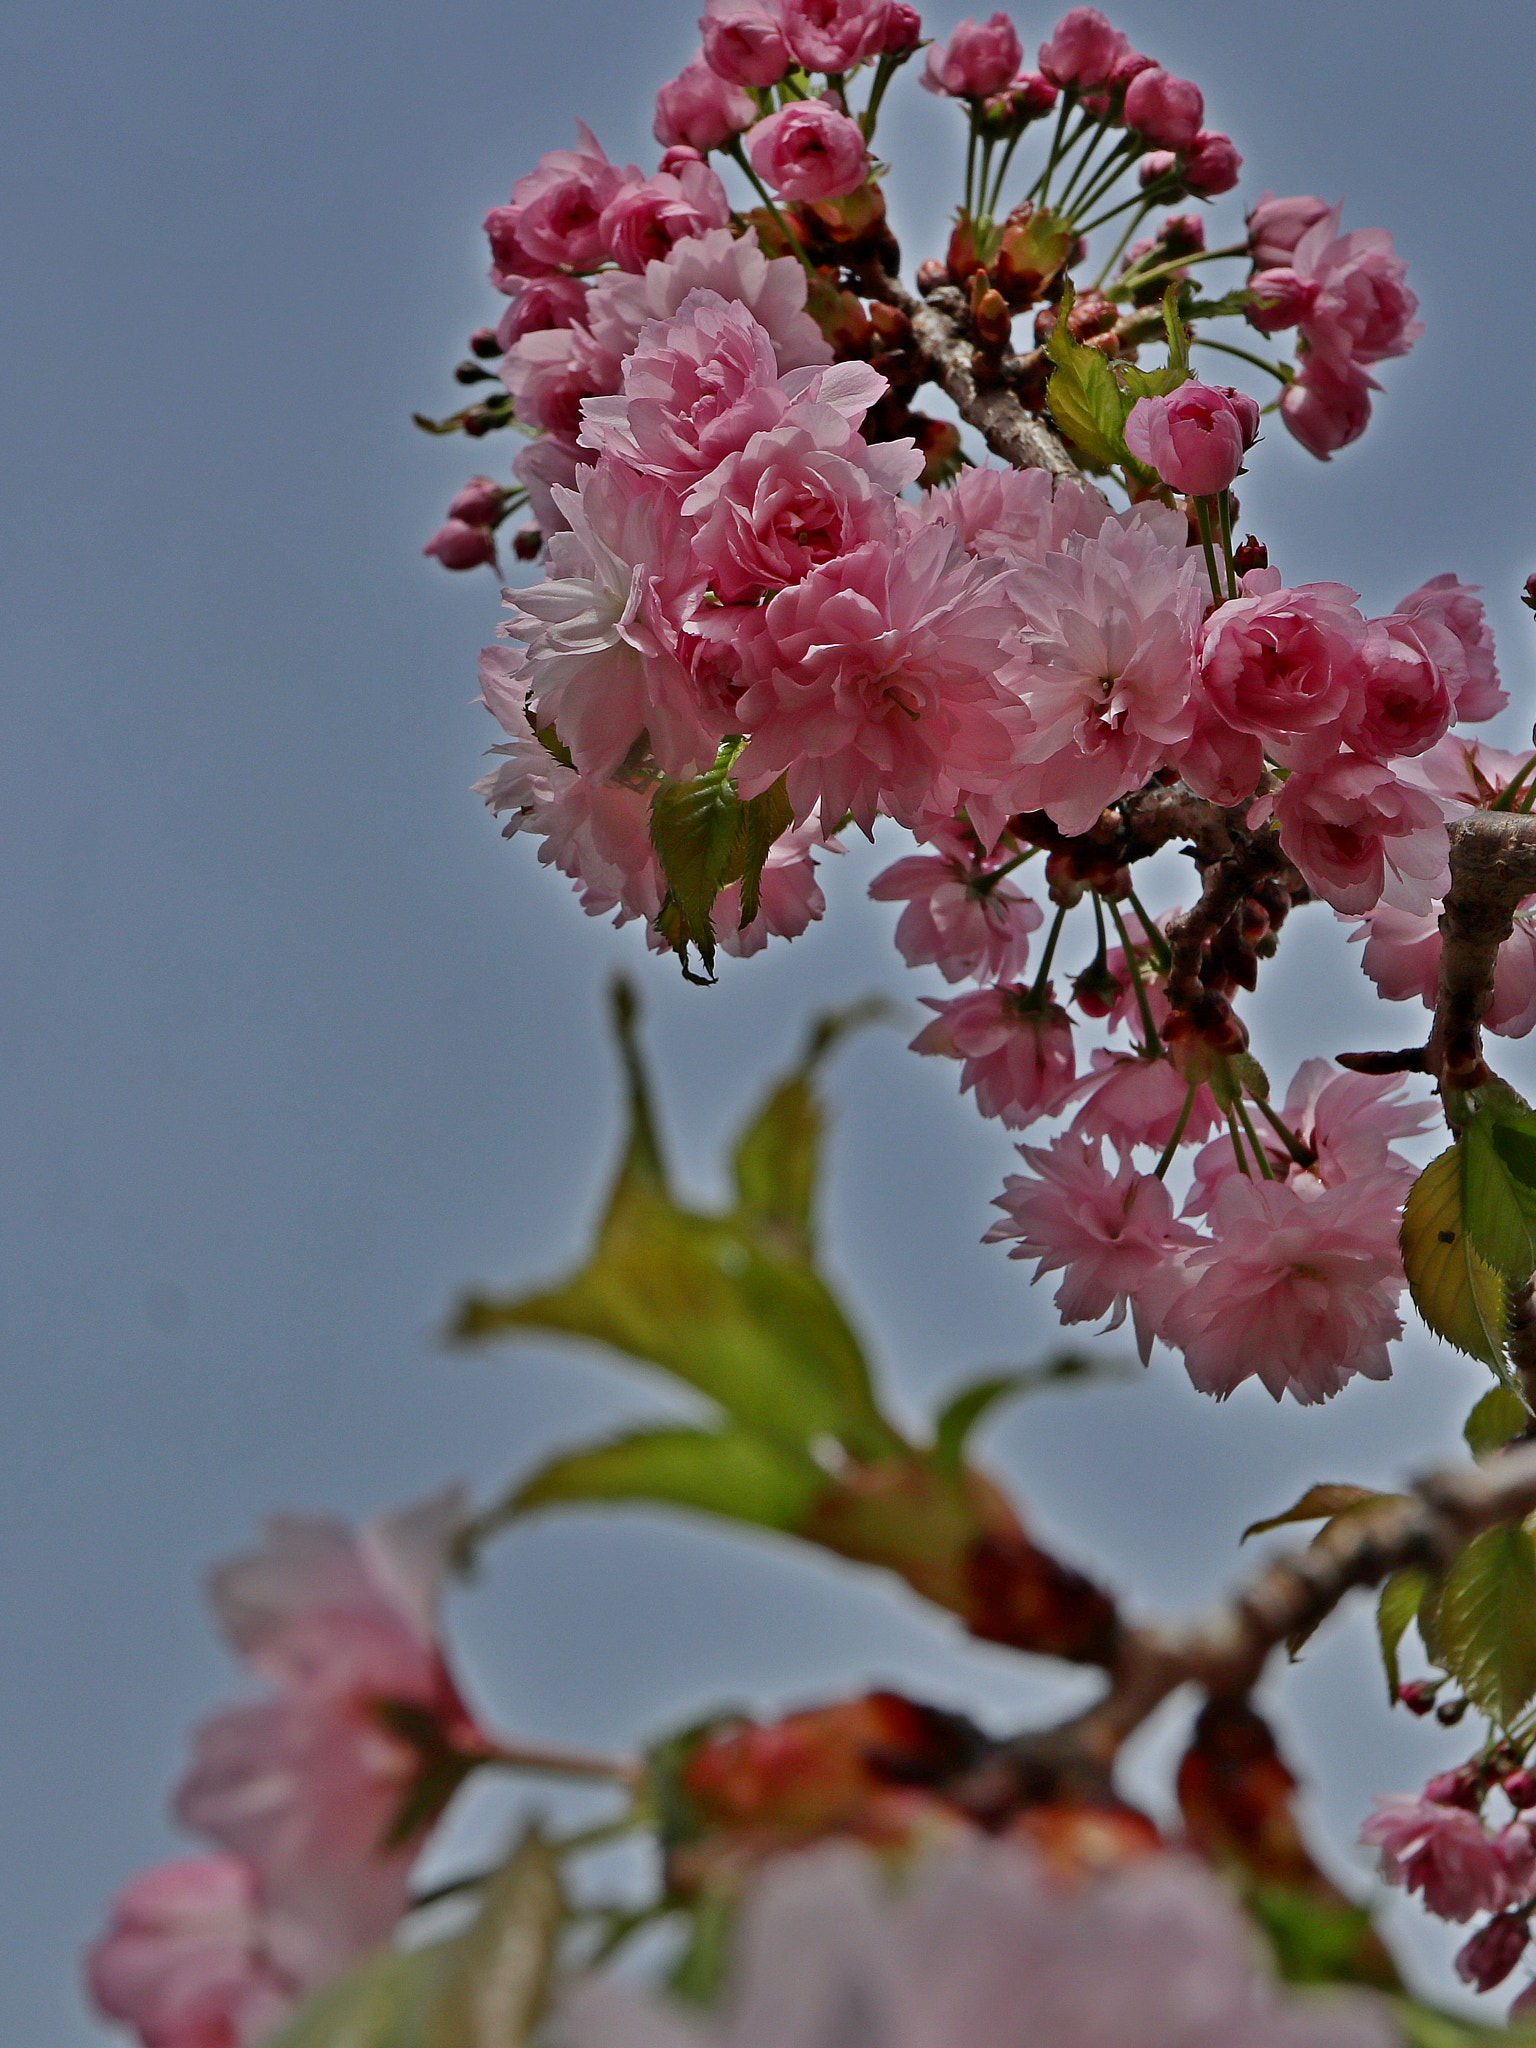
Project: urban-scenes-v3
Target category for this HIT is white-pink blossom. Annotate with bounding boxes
[1351,895,1536,1040]
[1186,1059,1432,1216]
[911,985,1076,1128]
[1361,1798,1536,1924]
[868,844,1044,983]
[1290,210,1423,372]
[921,464,1116,567]
[986,1132,1199,1360]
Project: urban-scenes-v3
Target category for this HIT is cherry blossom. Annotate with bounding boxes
[1037,8,1131,90]
[922,15,1023,99]
[1274,754,1447,916]
[778,0,893,74]
[700,0,792,89]
[1197,581,1366,770]
[1123,381,1259,498]
[654,56,758,151]
[746,95,871,203]
[911,985,1077,1128]
[1361,1797,1536,1924]
[868,838,1043,984]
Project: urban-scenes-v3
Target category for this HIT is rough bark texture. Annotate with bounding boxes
[1428,811,1536,1089]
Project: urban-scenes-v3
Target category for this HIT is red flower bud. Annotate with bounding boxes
[1457,1913,1531,1994]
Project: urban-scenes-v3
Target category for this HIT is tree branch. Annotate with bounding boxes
[1427,810,1536,1091]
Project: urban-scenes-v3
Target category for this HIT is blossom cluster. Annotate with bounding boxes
[86,1494,480,2048]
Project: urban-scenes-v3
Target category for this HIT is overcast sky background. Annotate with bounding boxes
[5,1,1536,2038]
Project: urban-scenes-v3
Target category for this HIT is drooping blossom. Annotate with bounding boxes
[1274,754,1447,915]
[1396,574,1507,722]
[1124,382,1259,498]
[746,95,871,203]
[1037,8,1131,90]
[922,14,1023,98]
[1361,1797,1536,1924]
[911,985,1076,1128]
[86,1857,297,2048]
[1456,1914,1532,1994]
[779,0,893,74]
[986,1132,1199,1360]
[1280,354,1375,460]
[1162,1175,1405,1402]
[1341,614,1455,762]
[996,509,1207,834]
[700,0,792,89]
[1069,1049,1223,1156]
[1181,132,1242,197]
[555,1841,1399,2048]
[1123,68,1204,151]
[1247,191,1334,270]
[868,836,1044,983]
[654,56,758,152]
[1197,579,1365,768]
[1288,208,1422,372]
[598,161,732,273]
[730,519,1023,834]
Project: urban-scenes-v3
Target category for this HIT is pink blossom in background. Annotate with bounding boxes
[986,1133,1199,1361]
[443,476,508,528]
[423,519,497,571]
[868,844,1044,983]
[712,820,836,957]
[779,0,893,74]
[513,432,585,535]
[653,56,758,152]
[997,511,1207,834]
[493,123,636,276]
[557,1841,1398,2048]
[1181,132,1241,197]
[1164,1176,1404,1402]
[1122,68,1204,151]
[1036,7,1130,90]
[922,14,1023,99]
[1290,212,1422,371]
[502,327,600,436]
[1197,581,1365,767]
[1245,265,1318,336]
[1457,1914,1532,1994]
[1275,754,1448,915]
[1396,574,1507,722]
[922,465,1113,566]
[1342,615,1455,762]
[1353,899,1536,1039]
[730,520,1021,834]
[1280,354,1375,460]
[1247,191,1334,270]
[1361,1798,1536,1924]
[1123,382,1259,498]
[880,2,923,56]
[86,1857,296,2048]
[598,161,731,273]
[496,275,591,348]
[911,985,1076,1128]
[700,0,791,88]
[746,96,870,203]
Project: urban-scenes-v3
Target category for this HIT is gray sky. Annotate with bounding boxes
[5,1,1536,2037]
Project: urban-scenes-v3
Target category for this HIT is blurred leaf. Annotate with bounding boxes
[667,1887,736,2008]
[1393,1998,1536,2047]
[1463,1105,1536,1282]
[1162,285,1191,374]
[1401,1146,1509,1370]
[1465,1385,1529,1460]
[491,1425,823,1535]
[424,1830,563,2048]
[1247,1883,1394,1989]
[264,1946,455,2048]
[1181,289,1253,321]
[1378,1568,1430,1705]
[1435,1525,1536,1729]
[1044,285,1128,467]
[932,1353,1132,1473]
[1241,1485,1380,1543]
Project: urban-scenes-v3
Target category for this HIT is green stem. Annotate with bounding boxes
[1252,1092,1317,1172]
[1190,335,1292,383]
[1490,752,1536,811]
[727,139,817,277]
[1032,94,1083,203]
[977,132,997,225]
[1193,498,1225,607]
[1053,115,1113,213]
[1092,886,1107,962]
[986,130,1023,217]
[1076,182,1177,237]
[1065,133,1141,223]
[1115,240,1249,296]
[1090,204,1153,291]
[1107,898,1161,1052]
[1031,901,1070,997]
[1225,1102,1253,1178]
[1232,1093,1276,1179]
[1127,889,1171,972]
[861,53,898,140]
[1216,489,1239,600]
[1154,1079,1200,1178]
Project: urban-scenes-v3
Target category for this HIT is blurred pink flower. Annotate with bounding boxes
[1247,191,1334,270]
[1182,132,1241,197]
[654,55,758,151]
[922,14,1023,98]
[701,0,791,88]
[1037,8,1130,90]
[1123,67,1203,150]
[779,0,893,73]
[1362,1798,1536,1924]
[423,519,497,572]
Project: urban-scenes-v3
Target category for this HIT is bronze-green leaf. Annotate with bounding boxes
[1434,1524,1536,1729]
[1400,1146,1509,1369]
[424,1830,564,2048]
[263,1945,455,2048]
[1241,1484,1380,1543]
[1378,1567,1430,1705]
[1044,285,1129,468]
[1464,1385,1529,1460]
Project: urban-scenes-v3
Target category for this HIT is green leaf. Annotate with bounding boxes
[730,997,892,1257]
[1493,1120,1536,1190]
[1241,1484,1380,1543]
[1378,1567,1430,1705]
[423,1830,563,2048]
[1246,1883,1394,1989]
[1465,1385,1529,1459]
[498,1425,823,1533]
[932,1353,1134,1473]
[264,1946,455,2048]
[1400,1146,1509,1369]
[1162,284,1191,374]
[1044,285,1129,468]
[648,750,793,981]
[734,777,794,933]
[1182,289,1254,321]
[1463,1108,1536,1281]
[1118,362,1188,400]
[1434,1524,1536,1728]
[1393,1996,1536,2047]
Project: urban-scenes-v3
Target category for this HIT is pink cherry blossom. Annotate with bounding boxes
[1247,191,1334,270]
[701,0,792,87]
[921,14,1023,98]
[560,1829,1400,2048]
[502,459,723,781]
[86,1857,296,2048]
[1280,354,1375,461]
[1352,897,1536,1039]
[880,3,922,55]
[747,96,870,202]
[580,227,831,391]
[1197,581,1365,768]
[1341,614,1454,762]
[502,327,602,435]
[779,0,893,74]
[445,476,507,527]
[1162,1175,1404,1402]
[491,123,636,276]
[921,465,1113,566]
[1037,8,1130,89]
[1456,1914,1531,1994]
[1361,1798,1536,1923]
[911,985,1076,1128]
[424,518,497,571]
[598,161,731,273]
[653,55,758,152]
[1398,731,1531,810]
[1069,1050,1223,1156]
[1123,382,1259,498]
[513,431,585,535]
[1181,131,1241,197]
[1186,1060,1432,1216]
[995,511,1207,834]
[1275,754,1447,915]
[986,1133,1199,1361]
[495,274,591,348]
[1396,574,1507,722]
[1174,690,1264,805]
[868,843,1043,983]
[1123,68,1204,151]
[1245,265,1317,336]
[730,519,1022,834]
[1291,211,1422,371]
[713,819,836,957]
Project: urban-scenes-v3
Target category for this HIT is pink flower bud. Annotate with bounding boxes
[780,0,892,73]
[700,0,792,88]
[1122,67,1203,150]
[495,274,590,349]
[654,54,757,151]
[1247,191,1333,269]
[1397,1680,1440,1716]
[1009,70,1060,117]
[880,2,923,55]
[1457,1913,1531,1993]
[1245,266,1316,335]
[423,518,498,570]
[659,144,706,172]
[1138,149,1178,188]
[1280,355,1374,461]
[1037,7,1130,89]
[922,13,1023,98]
[746,96,870,202]
[1425,1769,1485,1813]
[1508,1771,1536,1811]
[446,476,507,527]
[1124,381,1258,497]
[1182,129,1241,196]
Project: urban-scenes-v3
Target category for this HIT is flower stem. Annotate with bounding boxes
[1155,1079,1200,1178]
[1065,133,1141,224]
[726,139,817,277]
[1090,203,1153,292]
[1190,334,1292,383]
[1031,900,1070,997]
[1126,888,1170,972]
[1216,489,1239,600]
[1107,897,1161,1052]
[481,1737,641,1784]
[1252,1092,1317,1171]
[1232,1092,1276,1179]
[1225,1102,1252,1177]
[1114,240,1249,297]
[1031,93,1083,203]
[1193,497,1225,607]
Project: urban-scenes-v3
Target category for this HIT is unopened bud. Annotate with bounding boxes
[1044,850,1085,907]
[1523,572,1536,614]
[454,359,496,385]
[1507,1770,1536,1810]
[1073,959,1123,1018]
[879,2,922,56]
[972,283,1012,349]
[1397,1679,1440,1716]
[916,257,947,292]
[512,526,543,561]
[912,416,963,488]
[1426,1766,1484,1809]
[1232,534,1269,575]
[869,301,912,346]
[1457,1913,1531,1994]
[1436,1695,1470,1726]
[946,217,983,285]
[468,326,503,359]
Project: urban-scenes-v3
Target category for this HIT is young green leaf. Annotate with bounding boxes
[263,1945,455,2048]
[932,1354,1135,1473]
[1044,285,1130,468]
[1400,1146,1509,1369]
[1462,1108,1536,1281]
[1119,362,1188,400]
[1464,1385,1529,1460]
[423,1830,564,2048]
[1240,1484,1380,1543]
[493,1425,824,1535]
[1433,1524,1536,1729]
[649,746,752,983]
[1378,1567,1431,1705]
